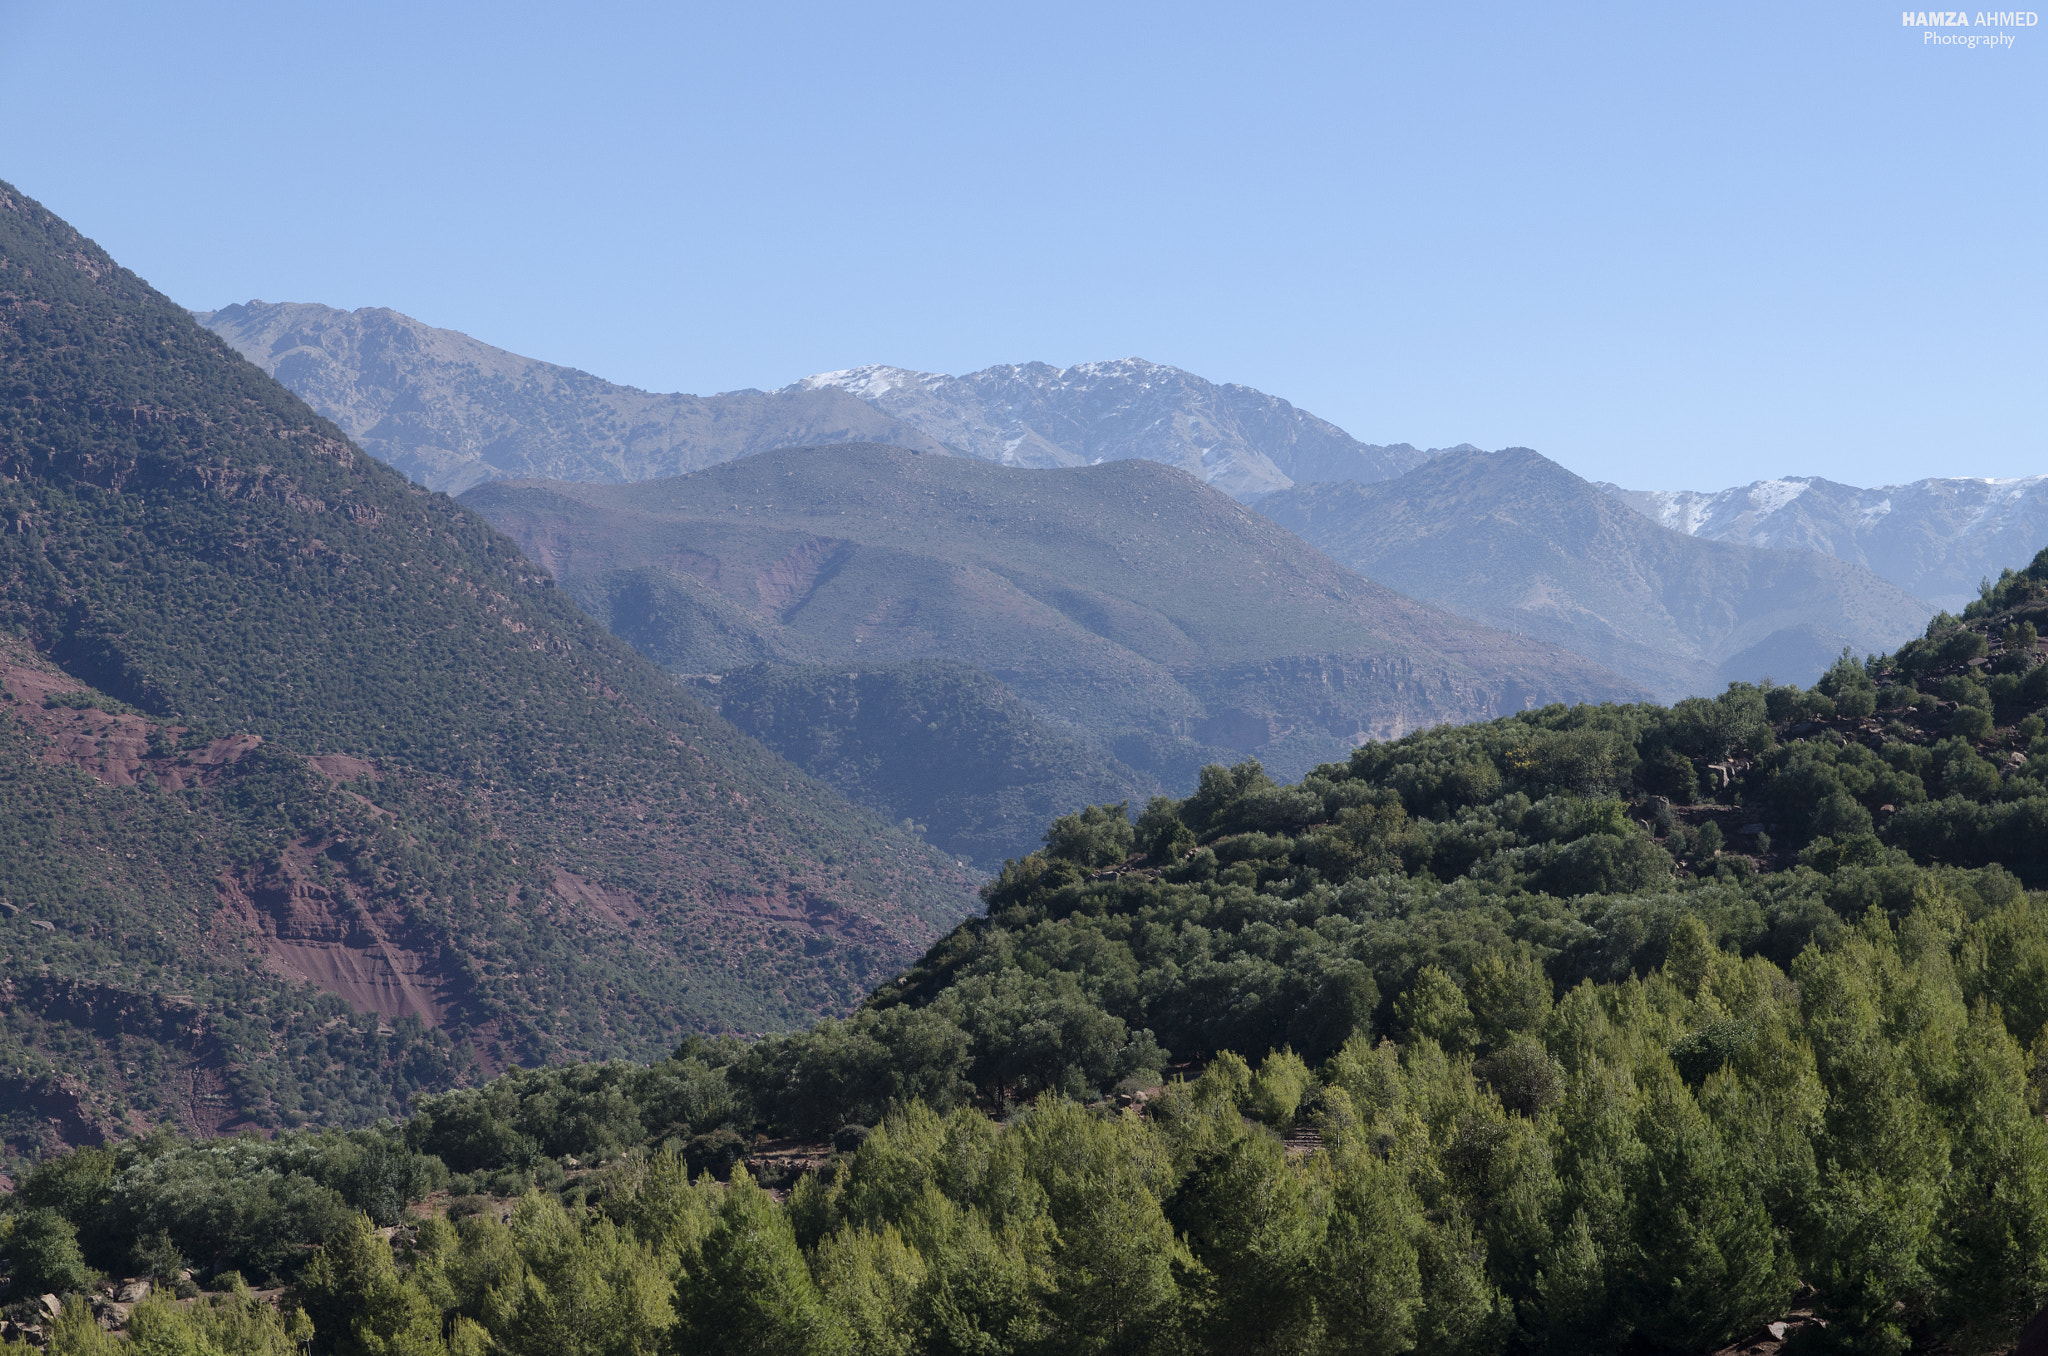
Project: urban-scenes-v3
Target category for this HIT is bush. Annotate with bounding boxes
[1042,801,1135,867]
[0,1208,97,1296]
[1951,705,1995,741]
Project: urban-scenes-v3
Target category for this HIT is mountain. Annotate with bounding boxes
[1602,474,2048,614]
[1259,447,1933,700]
[459,443,1649,789]
[0,182,974,1160]
[789,359,1449,499]
[697,659,1159,868]
[194,301,953,493]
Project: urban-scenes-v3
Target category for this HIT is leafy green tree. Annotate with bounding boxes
[1396,968,1475,1053]
[1467,949,1553,1049]
[1926,1002,2048,1352]
[297,1213,442,1356]
[1312,1146,1425,1356]
[1166,1122,1325,1353]
[0,1208,97,1297]
[1794,914,1954,1352]
[673,1170,846,1356]
[1042,802,1134,867]
[1617,1061,1790,1348]
[1012,1099,1186,1354]
[1246,1048,1313,1129]
[811,1225,925,1356]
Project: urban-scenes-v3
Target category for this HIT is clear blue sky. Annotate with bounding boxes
[1,1,2041,489]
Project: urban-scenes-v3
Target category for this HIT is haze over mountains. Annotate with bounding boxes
[461,445,1647,789]
[0,184,975,1155]
[789,360,1451,499]
[195,301,953,493]
[1260,449,1934,700]
[1602,474,2048,614]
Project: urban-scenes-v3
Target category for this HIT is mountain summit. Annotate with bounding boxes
[789,358,1448,500]
[195,301,951,492]
[1603,474,2048,614]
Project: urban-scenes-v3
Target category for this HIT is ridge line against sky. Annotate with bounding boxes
[1,0,2040,489]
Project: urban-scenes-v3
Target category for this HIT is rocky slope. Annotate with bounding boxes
[461,444,1649,788]
[1260,448,1932,700]
[0,183,974,1160]
[194,301,952,492]
[790,359,1446,499]
[1602,474,2048,614]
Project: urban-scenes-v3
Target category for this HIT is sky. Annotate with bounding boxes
[0,0,2041,490]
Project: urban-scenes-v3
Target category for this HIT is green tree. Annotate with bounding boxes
[1166,1123,1326,1353]
[1396,968,1475,1054]
[1927,1002,2048,1352]
[0,1208,97,1297]
[1467,949,1553,1049]
[673,1169,846,1356]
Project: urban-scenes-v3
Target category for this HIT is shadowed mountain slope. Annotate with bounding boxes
[1604,473,2048,615]
[194,301,953,493]
[461,444,1648,787]
[1260,447,1932,700]
[698,659,1159,869]
[0,183,973,1158]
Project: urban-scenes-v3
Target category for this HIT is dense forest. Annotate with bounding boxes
[9,557,2048,1354]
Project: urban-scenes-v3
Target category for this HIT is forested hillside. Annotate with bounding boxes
[10,553,2048,1354]
[0,183,974,1162]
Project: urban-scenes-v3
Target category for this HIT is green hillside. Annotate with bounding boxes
[12,558,2048,1353]
[1260,447,1932,701]
[461,445,1649,787]
[0,182,973,1162]
[698,660,1159,868]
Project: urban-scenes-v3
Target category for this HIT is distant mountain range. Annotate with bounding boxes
[194,302,952,493]
[788,360,1451,499]
[1601,474,2048,614]
[195,299,2043,703]
[461,444,1648,789]
[193,304,1445,502]
[1260,448,1934,699]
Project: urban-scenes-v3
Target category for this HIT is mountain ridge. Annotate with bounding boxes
[460,444,1651,787]
[790,358,1454,500]
[1260,447,1933,700]
[194,301,956,492]
[1602,472,2048,613]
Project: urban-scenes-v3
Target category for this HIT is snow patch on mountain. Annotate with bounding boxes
[788,358,1445,501]
[1600,472,2048,613]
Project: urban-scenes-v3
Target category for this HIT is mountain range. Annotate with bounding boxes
[194,304,1467,503]
[787,360,1451,499]
[193,301,953,493]
[1260,448,1933,700]
[1602,473,2048,614]
[0,183,976,1158]
[459,445,1648,789]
